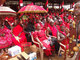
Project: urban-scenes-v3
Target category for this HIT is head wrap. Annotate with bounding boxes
[35,23,40,29]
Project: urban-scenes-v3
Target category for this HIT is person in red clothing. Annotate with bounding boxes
[47,20,57,38]
[44,16,51,30]
[58,26,69,52]
[32,23,53,60]
[0,20,13,55]
[12,18,27,51]
[54,20,61,31]
[46,20,60,54]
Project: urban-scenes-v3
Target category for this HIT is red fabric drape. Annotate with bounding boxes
[61,1,64,7]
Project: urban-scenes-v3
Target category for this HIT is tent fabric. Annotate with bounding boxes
[0,6,16,15]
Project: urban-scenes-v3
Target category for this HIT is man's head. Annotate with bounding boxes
[74,1,80,16]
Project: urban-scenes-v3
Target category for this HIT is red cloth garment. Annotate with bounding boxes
[66,23,70,29]
[44,22,49,30]
[68,15,72,20]
[56,25,61,31]
[0,26,12,49]
[32,30,52,56]
[12,24,27,51]
[36,30,47,41]
[64,22,70,29]
[48,24,57,37]
[59,31,69,51]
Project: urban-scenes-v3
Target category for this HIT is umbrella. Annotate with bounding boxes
[0,6,16,16]
[18,3,47,13]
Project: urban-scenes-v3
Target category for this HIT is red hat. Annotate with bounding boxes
[5,17,9,21]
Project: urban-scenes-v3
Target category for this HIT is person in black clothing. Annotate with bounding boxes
[24,18,35,43]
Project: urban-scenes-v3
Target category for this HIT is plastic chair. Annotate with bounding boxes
[31,32,44,60]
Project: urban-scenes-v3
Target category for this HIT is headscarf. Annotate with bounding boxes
[35,23,40,29]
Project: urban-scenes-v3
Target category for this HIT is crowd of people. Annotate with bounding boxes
[0,9,75,60]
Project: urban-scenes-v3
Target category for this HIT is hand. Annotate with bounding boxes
[40,43,43,47]
[51,36,57,38]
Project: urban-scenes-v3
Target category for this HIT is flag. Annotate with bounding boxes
[45,0,48,12]
[61,1,64,7]
[19,0,23,7]
[45,0,48,7]
[72,2,74,7]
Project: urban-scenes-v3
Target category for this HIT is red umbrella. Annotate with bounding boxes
[18,3,47,13]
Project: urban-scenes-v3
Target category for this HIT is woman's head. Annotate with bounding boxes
[14,18,19,25]
[46,16,51,23]
[60,26,65,31]
[35,23,41,30]
[50,19,54,26]
[55,20,59,25]
[74,1,80,16]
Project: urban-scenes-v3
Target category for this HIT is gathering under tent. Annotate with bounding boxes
[0,6,16,15]
[0,0,80,60]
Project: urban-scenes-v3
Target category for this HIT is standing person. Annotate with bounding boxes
[12,18,27,51]
[32,23,52,60]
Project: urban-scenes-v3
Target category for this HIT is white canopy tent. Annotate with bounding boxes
[0,6,16,15]
[47,3,76,10]
[69,8,74,12]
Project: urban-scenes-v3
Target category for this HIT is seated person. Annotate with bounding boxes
[57,26,70,52]
[32,23,53,60]
[46,20,60,54]
[0,20,13,55]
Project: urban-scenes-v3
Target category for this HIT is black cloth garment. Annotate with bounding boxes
[5,21,11,30]
[24,22,35,32]
[24,22,35,44]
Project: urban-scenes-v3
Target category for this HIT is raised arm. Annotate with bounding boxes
[57,32,65,42]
